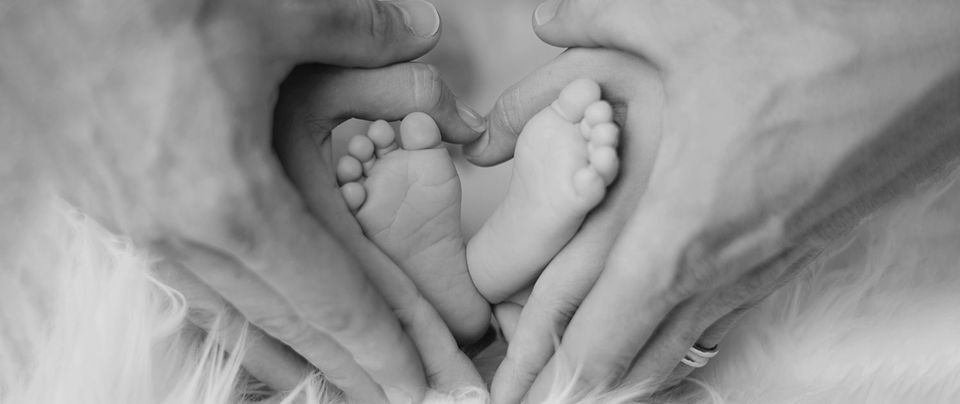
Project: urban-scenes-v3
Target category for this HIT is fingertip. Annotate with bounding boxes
[384,0,441,39]
[533,0,562,27]
[532,0,578,48]
[273,0,440,67]
[456,100,487,134]
[525,358,562,404]
[462,131,493,165]
[493,302,523,343]
[463,108,518,166]
[490,355,529,404]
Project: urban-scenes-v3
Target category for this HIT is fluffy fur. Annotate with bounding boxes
[1,169,959,404]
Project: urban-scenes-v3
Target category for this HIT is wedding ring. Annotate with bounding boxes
[680,343,718,368]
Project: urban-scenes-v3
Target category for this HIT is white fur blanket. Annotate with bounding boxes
[2,170,959,404]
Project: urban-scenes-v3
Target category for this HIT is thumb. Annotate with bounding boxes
[266,0,442,67]
[530,0,698,67]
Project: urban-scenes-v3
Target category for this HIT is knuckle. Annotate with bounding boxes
[409,63,444,110]
[576,351,632,386]
[307,302,357,335]
[411,63,444,107]
[567,0,606,22]
[528,292,578,328]
[179,169,281,262]
[501,353,541,385]
[254,313,312,344]
[199,202,263,260]
[187,307,223,330]
[491,85,526,137]
[671,236,723,299]
[363,1,397,58]
[389,290,427,325]
[605,249,688,309]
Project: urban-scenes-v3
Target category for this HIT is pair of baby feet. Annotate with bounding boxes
[335,79,620,343]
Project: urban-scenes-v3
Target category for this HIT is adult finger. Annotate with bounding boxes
[658,307,747,390]
[163,241,393,403]
[520,190,709,403]
[650,241,828,388]
[261,0,442,67]
[158,153,431,402]
[277,63,484,145]
[465,48,649,166]
[273,79,484,393]
[530,0,725,67]
[153,261,312,392]
[532,199,820,402]
[489,49,664,404]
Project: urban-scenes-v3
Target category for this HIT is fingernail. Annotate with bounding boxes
[456,100,486,133]
[384,386,414,404]
[534,0,561,26]
[461,325,498,358]
[391,0,441,38]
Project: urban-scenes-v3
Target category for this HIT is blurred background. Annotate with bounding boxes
[334,0,563,236]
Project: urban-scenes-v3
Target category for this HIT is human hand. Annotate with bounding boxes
[4,0,485,402]
[470,0,960,402]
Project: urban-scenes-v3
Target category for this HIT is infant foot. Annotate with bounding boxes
[467,79,619,303]
[337,113,490,344]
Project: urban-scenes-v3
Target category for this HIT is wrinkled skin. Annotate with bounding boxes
[0,0,487,402]
[467,0,960,402]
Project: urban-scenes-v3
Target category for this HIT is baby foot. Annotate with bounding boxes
[337,113,491,344]
[467,79,619,303]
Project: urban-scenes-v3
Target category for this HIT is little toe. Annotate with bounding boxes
[340,182,367,211]
[579,120,593,141]
[336,156,364,185]
[551,78,602,123]
[589,122,620,149]
[399,112,443,151]
[588,146,619,185]
[572,167,606,206]
[368,120,399,157]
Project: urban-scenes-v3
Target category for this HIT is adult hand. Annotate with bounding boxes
[4,0,485,402]
[469,0,960,402]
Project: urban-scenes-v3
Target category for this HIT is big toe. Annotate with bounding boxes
[551,78,602,123]
[399,112,443,150]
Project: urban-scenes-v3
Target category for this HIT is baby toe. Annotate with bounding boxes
[589,122,620,149]
[399,112,443,150]
[588,146,619,185]
[347,134,376,172]
[572,167,606,206]
[580,120,593,140]
[551,78,602,123]
[340,182,367,211]
[336,155,364,185]
[368,120,399,157]
[584,101,613,127]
